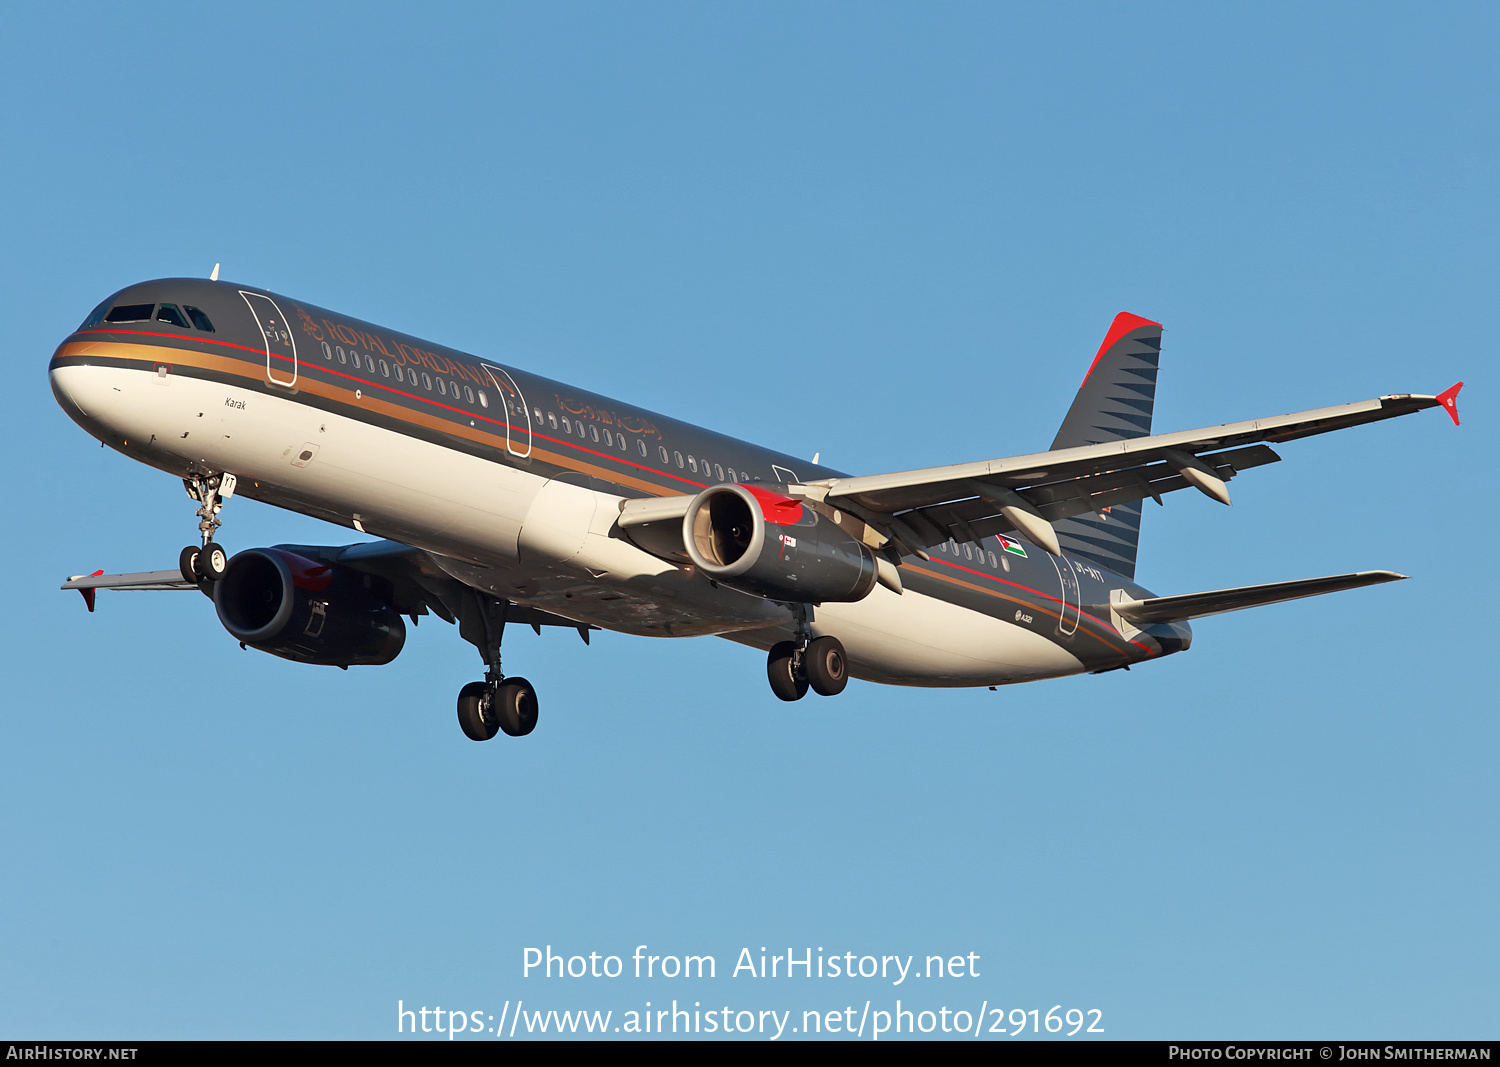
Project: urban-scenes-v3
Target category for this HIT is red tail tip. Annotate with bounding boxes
[1081,312,1162,386]
[1435,381,1463,426]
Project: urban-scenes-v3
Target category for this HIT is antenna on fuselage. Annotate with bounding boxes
[210,263,220,281]
[812,453,820,465]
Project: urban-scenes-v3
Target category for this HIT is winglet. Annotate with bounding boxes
[1436,382,1463,426]
[77,569,104,612]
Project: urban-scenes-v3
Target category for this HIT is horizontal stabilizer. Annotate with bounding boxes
[1112,570,1406,625]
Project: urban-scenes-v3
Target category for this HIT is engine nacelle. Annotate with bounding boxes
[213,548,406,666]
[682,484,878,604]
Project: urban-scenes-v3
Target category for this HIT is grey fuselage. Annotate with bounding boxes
[49,278,1192,686]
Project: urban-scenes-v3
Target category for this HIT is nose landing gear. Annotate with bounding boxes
[178,472,236,587]
[455,593,540,741]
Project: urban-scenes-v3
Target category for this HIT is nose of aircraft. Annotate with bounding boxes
[49,357,96,421]
[49,355,134,444]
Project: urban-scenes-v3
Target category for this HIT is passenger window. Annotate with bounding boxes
[382,361,390,377]
[964,544,973,560]
[155,304,189,327]
[638,440,647,457]
[674,451,684,468]
[184,305,215,332]
[437,378,446,395]
[603,429,614,447]
[352,352,362,369]
[688,456,698,473]
[105,303,155,323]
[422,373,432,390]
[590,425,599,442]
[619,435,628,452]
[715,464,724,481]
[465,385,474,403]
[548,412,558,429]
[321,342,333,361]
[394,365,404,382]
[988,551,997,567]
[659,446,669,464]
[478,389,488,408]
[727,469,737,482]
[562,417,572,434]
[336,346,347,364]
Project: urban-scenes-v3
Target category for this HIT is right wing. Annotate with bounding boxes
[791,386,1461,561]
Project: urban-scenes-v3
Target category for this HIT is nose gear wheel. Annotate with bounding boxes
[180,472,236,592]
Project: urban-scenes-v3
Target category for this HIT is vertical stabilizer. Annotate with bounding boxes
[1048,312,1162,579]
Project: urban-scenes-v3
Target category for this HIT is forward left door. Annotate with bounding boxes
[240,291,298,388]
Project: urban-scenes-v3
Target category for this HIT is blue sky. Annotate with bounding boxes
[1,1,1494,1040]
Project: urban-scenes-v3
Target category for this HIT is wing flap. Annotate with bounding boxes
[834,443,1283,551]
[1112,570,1407,624]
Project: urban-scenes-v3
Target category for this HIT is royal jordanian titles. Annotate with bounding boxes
[50,275,1462,741]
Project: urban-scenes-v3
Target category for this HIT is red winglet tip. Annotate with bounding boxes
[76,569,104,613]
[1435,381,1463,426]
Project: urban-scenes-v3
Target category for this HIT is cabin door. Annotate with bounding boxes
[1050,554,1081,636]
[240,292,298,388]
[483,364,533,458]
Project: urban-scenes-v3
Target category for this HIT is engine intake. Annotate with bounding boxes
[682,484,878,604]
[213,548,406,666]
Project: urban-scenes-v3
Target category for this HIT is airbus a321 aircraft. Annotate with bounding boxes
[51,277,1461,741]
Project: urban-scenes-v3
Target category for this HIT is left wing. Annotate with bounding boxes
[62,541,598,640]
[62,569,197,611]
[793,386,1461,560]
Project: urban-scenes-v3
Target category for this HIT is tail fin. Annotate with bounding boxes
[1048,312,1163,579]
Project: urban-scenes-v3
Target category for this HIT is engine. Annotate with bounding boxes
[212,548,406,666]
[682,483,879,603]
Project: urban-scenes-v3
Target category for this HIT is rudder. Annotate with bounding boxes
[1048,312,1162,579]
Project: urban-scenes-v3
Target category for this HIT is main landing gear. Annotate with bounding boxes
[766,606,849,702]
[455,593,539,741]
[178,472,237,588]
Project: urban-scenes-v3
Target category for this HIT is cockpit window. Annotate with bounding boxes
[184,306,215,331]
[105,303,155,323]
[155,304,189,328]
[79,298,112,329]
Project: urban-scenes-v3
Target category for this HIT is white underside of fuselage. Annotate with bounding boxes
[51,362,1086,687]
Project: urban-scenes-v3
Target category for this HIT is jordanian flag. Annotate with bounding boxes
[997,535,1028,558]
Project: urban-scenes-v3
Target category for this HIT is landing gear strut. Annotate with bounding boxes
[766,605,848,701]
[179,472,236,586]
[455,593,539,741]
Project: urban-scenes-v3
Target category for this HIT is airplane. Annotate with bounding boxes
[50,276,1462,742]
